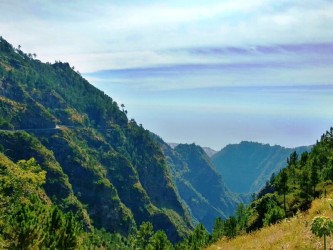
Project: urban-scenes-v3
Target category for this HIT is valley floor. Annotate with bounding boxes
[207,193,333,250]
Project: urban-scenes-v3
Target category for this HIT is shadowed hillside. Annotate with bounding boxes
[212,141,311,194]
[154,135,240,231]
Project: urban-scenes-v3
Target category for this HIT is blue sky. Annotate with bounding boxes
[1,0,333,149]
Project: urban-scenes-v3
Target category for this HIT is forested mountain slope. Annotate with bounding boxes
[202,128,333,249]
[154,135,240,231]
[0,36,193,242]
[174,144,239,230]
[212,141,311,193]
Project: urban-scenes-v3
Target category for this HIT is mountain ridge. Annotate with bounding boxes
[168,142,217,157]
[0,36,193,242]
[154,136,240,231]
[212,141,312,194]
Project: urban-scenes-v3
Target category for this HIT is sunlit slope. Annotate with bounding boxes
[207,191,333,250]
[0,36,193,242]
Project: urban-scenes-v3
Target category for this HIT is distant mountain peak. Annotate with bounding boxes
[212,141,312,194]
[168,143,217,157]
[156,141,240,231]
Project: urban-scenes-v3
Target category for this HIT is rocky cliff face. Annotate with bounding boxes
[0,37,192,241]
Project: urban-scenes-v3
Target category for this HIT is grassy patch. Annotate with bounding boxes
[207,191,333,250]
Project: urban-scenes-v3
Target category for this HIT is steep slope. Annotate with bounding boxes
[207,192,333,250]
[168,143,217,157]
[212,141,311,194]
[0,153,87,249]
[0,37,192,241]
[155,135,239,231]
[187,128,333,250]
[201,147,217,157]
[205,127,333,249]
[174,144,239,220]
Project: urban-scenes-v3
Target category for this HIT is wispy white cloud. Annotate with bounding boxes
[1,0,333,148]
[86,41,333,91]
[1,0,333,72]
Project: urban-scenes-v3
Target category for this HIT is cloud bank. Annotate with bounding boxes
[1,0,333,72]
[1,0,333,148]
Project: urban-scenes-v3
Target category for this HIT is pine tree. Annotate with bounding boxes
[310,164,319,198]
[212,217,224,242]
[224,216,237,238]
[135,222,154,249]
[276,170,288,214]
[148,230,173,250]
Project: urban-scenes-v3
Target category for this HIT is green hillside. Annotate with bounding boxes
[155,136,240,231]
[201,127,333,249]
[0,36,193,244]
[174,144,239,229]
[1,35,331,249]
[0,154,83,249]
[207,191,333,250]
[212,141,311,194]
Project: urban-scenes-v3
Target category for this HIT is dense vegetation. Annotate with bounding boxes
[1,36,331,249]
[0,156,81,249]
[153,136,241,231]
[0,35,250,249]
[0,36,194,246]
[207,192,333,249]
[173,144,240,229]
[0,155,178,249]
[158,128,332,249]
[201,128,333,249]
[212,141,311,193]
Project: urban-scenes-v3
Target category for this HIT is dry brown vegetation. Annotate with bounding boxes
[207,192,333,250]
